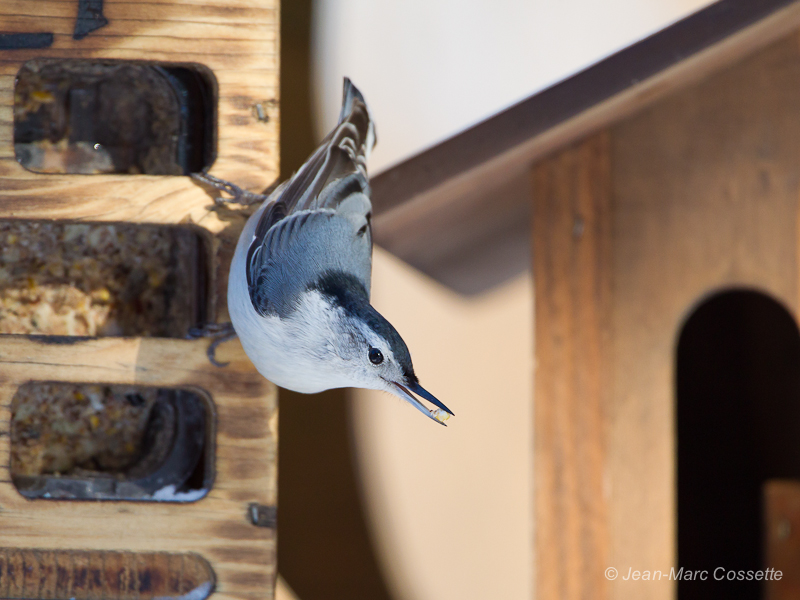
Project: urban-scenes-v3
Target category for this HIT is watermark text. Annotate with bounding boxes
[605,567,782,582]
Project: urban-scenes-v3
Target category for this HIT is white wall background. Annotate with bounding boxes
[352,252,533,600]
[309,2,712,599]
[312,0,712,173]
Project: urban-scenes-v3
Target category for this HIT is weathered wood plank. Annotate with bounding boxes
[0,1,279,598]
[0,337,277,600]
[764,480,800,600]
[0,0,278,216]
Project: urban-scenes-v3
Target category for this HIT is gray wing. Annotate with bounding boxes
[246,79,376,316]
[249,200,373,317]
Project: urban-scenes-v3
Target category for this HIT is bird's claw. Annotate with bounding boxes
[187,322,237,367]
[191,173,271,206]
[188,322,234,338]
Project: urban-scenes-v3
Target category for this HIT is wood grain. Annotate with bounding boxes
[0,0,278,233]
[533,38,800,597]
[0,337,277,600]
[605,33,800,600]
[0,1,279,598]
[764,480,800,600]
[0,549,215,600]
[531,132,611,600]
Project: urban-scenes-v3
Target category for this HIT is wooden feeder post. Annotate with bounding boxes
[0,1,279,599]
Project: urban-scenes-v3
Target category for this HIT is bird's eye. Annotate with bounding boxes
[368,347,384,365]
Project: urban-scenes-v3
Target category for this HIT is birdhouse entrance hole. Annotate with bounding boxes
[14,59,216,175]
[677,289,800,599]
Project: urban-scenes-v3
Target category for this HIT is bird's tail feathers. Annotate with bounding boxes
[263,78,375,219]
[339,77,376,159]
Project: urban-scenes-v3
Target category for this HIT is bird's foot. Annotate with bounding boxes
[187,322,237,367]
[191,172,271,206]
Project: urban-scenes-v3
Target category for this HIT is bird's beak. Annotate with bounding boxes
[389,380,454,426]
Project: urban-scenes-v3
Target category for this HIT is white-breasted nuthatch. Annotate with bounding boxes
[193,79,454,425]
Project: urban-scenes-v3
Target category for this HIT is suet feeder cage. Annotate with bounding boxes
[0,2,278,599]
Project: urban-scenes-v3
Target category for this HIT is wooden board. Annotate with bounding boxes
[610,34,800,599]
[0,2,279,599]
[0,0,278,231]
[532,33,800,600]
[0,337,277,600]
[532,133,611,600]
[764,480,800,600]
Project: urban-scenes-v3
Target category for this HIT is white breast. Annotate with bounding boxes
[228,220,356,393]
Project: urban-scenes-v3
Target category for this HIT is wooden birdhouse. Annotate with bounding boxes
[0,2,278,600]
[369,0,800,598]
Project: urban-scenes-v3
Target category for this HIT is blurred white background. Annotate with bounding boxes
[312,0,711,173]
[302,2,712,599]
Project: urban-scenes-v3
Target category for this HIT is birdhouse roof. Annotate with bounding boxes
[371,0,800,294]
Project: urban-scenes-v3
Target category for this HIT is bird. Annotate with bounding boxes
[192,79,454,425]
